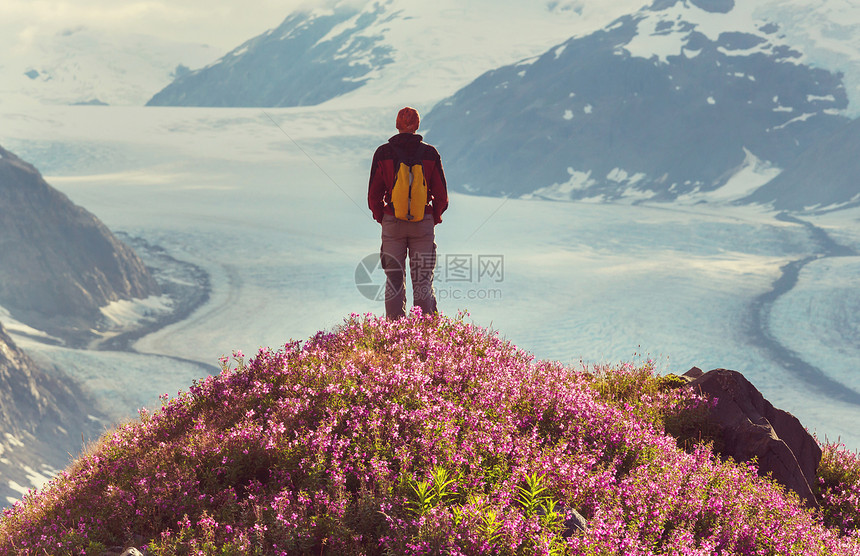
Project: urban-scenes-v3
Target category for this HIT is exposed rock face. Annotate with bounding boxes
[0,321,104,506]
[0,145,159,344]
[683,367,822,507]
[0,323,50,435]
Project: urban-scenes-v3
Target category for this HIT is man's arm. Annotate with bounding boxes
[368,147,387,223]
[428,151,449,224]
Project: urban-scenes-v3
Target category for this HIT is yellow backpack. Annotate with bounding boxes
[391,144,428,221]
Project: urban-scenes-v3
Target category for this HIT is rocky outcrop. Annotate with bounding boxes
[0,321,104,506]
[0,145,159,345]
[683,367,822,508]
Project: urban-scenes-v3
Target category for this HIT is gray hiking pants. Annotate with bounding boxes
[380,213,438,319]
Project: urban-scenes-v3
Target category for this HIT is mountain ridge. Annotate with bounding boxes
[148,6,391,107]
[0,144,161,346]
[743,117,860,211]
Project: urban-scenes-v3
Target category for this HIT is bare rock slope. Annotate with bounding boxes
[0,144,159,345]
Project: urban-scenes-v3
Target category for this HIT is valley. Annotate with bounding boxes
[1,103,857,458]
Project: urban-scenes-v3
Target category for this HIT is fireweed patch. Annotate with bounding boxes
[0,311,858,555]
[817,439,860,537]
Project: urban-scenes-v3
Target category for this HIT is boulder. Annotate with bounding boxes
[565,508,588,535]
[683,368,821,507]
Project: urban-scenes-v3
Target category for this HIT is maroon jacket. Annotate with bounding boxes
[368,133,449,224]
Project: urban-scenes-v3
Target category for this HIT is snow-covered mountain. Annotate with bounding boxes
[423,0,860,206]
[146,0,655,108]
[0,26,218,106]
[148,4,395,107]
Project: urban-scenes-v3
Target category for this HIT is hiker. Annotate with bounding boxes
[368,106,449,319]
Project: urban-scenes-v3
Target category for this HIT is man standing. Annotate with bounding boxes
[368,107,448,319]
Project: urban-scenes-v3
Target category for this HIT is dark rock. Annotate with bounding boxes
[98,535,149,555]
[540,502,588,538]
[682,366,704,381]
[686,368,822,507]
[690,0,735,14]
[0,144,159,345]
[564,508,588,534]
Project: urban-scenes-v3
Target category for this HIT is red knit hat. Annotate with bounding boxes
[396,106,420,133]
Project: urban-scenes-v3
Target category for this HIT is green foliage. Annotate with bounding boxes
[657,373,689,391]
[407,465,460,516]
[517,473,550,517]
[407,479,435,517]
[584,363,696,431]
[478,508,505,545]
[430,466,460,506]
[584,363,724,454]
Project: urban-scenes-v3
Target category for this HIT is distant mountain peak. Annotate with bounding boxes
[147,3,393,107]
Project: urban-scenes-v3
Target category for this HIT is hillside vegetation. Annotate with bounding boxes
[1,311,858,555]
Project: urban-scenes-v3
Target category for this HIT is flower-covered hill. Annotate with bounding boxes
[1,312,859,555]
